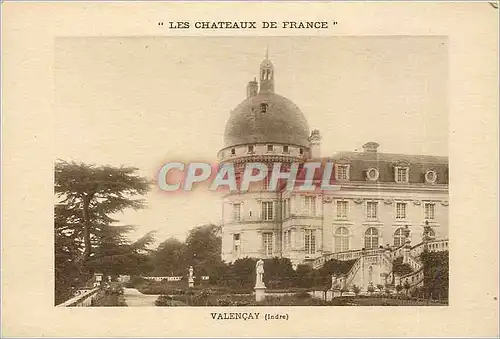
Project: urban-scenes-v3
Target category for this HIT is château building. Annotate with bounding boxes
[218,53,449,268]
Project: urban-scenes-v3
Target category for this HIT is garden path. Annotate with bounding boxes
[123,288,159,307]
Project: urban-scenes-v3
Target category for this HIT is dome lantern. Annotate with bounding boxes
[259,48,274,93]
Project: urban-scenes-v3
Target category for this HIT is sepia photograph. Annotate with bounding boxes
[2,2,498,337]
[54,36,449,307]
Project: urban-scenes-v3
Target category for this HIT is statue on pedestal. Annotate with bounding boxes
[255,259,265,288]
[188,266,194,288]
[254,259,266,301]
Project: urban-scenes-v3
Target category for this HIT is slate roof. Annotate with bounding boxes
[223,92,310,148]
[272,151,449,191]
[329,151,449,184]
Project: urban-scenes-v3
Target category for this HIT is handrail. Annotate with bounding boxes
[344,257,362,286]
[313,238,448,271]
[401,267,425,289]
[56,287,100,307]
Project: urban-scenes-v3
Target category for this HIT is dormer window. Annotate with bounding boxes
[230,148,236,156]
[247,145,254,153]
[424,170,437,184]
[283,145,289,153]
[335,164,350,181]
[267,144,274,152]
[260,103,268,113]
[395,166,409,183]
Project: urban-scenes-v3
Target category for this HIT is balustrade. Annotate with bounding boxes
[57,287,100,307]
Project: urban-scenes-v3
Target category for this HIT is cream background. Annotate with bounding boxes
[2,2,499,337]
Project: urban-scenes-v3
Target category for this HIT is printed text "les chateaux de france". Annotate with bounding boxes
[164,21,337,29]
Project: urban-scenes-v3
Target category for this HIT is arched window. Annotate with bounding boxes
[364,227,379,249]
[394,228,406,247]
[368,266,373,283]
[334,227,349,252]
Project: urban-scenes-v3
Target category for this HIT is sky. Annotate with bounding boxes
[54,36,448,245]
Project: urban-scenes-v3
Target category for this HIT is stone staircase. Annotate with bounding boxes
[313,238,449,292]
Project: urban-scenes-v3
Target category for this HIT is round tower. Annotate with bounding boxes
[219,52,311,262]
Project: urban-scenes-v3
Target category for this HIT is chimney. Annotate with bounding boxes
[362,142,379,153]
[246,77,258,98]
[308,129,322,158]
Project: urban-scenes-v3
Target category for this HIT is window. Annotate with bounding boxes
[283,145,289,153]
[282,198,290,219]
[305,229,316,255]
[233,203,241,221]
[262,233,273,256]
[304,196,316,216]
[394,228,406,247]
[262,201,274,221]
[233,233,241,255]
[395,167,409,183]
[425,170,437,184]
[366,201,378,220]
[336,164,350,181]
[334,227,349,252]
[424,203,435,220]
[267,144,274,152]
[231,148,236,156]
[283,229,292,250]
[396,202,407,219]
[336,200,348,219]
[366,168,380,181]
[299,148,304,155]
[364,227,379,249]
[260,103,268,113]
[247,145,254,153]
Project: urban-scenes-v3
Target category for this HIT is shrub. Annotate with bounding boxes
[294,291,311,299]
[216,296,252,306]
[392,257,413,276]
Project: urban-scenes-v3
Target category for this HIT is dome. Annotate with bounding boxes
[260,59,273,68]
[223,92,310,148]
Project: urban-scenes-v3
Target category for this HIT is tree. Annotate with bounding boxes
[184,224,223,276]
[86,231,156,276]
[395,284,403,294]
[152,237,187,276]
[420,250,449,301]
[263,257,296,289]
[228,257,256,289]
[54,161,151,300]
[295,264,315,288]
[376,284,384,292]
[320,259,357,277]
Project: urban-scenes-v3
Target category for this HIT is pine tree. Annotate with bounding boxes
[54,160,152,302]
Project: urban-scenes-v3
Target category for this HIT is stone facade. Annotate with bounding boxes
[219,54,448,266]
